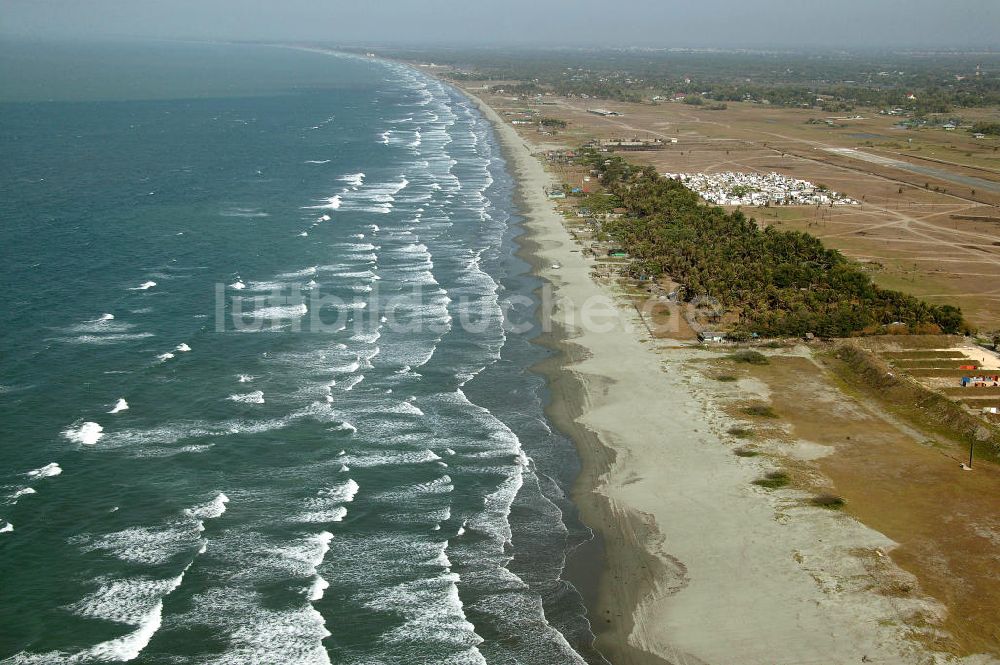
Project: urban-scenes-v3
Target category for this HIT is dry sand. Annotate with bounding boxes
[462,89,1000,665]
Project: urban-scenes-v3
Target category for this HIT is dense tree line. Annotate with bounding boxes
[386,47,1000,111]
[587,154,968,337]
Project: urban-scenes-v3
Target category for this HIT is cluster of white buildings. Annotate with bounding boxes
[664,171,860,207]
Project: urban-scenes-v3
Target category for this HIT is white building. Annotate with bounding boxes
[663,171,860,207]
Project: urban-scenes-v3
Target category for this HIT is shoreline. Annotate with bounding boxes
[456,82,990,665]
[468,91,678,664]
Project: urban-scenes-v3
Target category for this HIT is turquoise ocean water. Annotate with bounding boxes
[0,40,600,664]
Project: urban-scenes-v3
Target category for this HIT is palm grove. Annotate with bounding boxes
[587,153,967,338]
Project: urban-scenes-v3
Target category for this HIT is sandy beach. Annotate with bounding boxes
[461,89,1000,665]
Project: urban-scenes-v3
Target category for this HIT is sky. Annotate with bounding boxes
[1,0,998,49]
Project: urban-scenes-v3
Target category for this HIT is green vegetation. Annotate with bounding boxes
[588,153,969,338]
[753,471,791,489]
[540,117,568,129]
[743,404,779,418]
[714,374,738,382]
[811,494,847,509]
[734,447,760,457]
[579,192,622,214]
[404,48,1000,111]
[971,121,1000,136]
[730,350,769,365]
[727,426,754,438]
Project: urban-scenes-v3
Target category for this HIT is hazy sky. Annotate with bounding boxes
[2,0,998,49]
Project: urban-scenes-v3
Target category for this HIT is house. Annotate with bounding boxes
[698,331,726,343]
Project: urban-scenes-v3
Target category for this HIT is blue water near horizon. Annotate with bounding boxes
[0,40,600,664]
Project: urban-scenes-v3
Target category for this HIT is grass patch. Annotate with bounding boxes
[753,471,790,489]
[881,350,967,360]
[730,350,769,365]
[728,426,754,438]
[810,494,846,509]
[714,374,738,382]
[734,447,760,457]
[742,404,779,418]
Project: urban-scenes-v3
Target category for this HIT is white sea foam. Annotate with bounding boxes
[332,421,356,434]
[64,421,104,445]
[304,159,331,164]
[303,195,342,211]
[186,493,230,520]
[320,479,359,503]
[278,266,317,279]
[340,172,365,187]
[393,401,425,417]
[27,462,62,479]
[221,208,269,218]
[252,303,309,319]
[230,280,247,290]
[48,571,190,663]
[131,281,157,291]
[341,375,364,391]
[11,487,37,501]
[238,374,255,383]
[295,506,347,524]
[74,526,199,565]
[229,391,265,405]
[109,398,129,414]
[97,313,115,321]
[351,331,381,344]
[308,576,330,602]
[0,521,11,534]
[346,449,441,468]
[173,586,333,665]
[333,358,361,374]
[59,332,156,346]
[156,352,175,362]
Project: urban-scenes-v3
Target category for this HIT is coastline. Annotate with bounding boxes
[470,94,669,663]
[458,84,985,665]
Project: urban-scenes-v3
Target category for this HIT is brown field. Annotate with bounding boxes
[458,81,1000,331]
[703,350,1000,657]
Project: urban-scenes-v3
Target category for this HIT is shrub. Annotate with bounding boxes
[730,350,769,365]
[753,471,790,489]
[728,426,754,438]
[811,494,846,509]
[734,447,760,457]
[743,404,779,418]
[715,374,738,382]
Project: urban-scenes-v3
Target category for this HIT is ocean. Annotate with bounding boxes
[0,40,600,664]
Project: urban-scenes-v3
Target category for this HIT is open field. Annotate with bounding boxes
[456,80,1000,331]
[701,348,1000,657]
